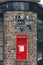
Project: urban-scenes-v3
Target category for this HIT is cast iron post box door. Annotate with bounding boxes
[16,35,27,60]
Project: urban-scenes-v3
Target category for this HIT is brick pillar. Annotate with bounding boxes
[4,11,37,65]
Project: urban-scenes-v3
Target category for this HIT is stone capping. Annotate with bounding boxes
[0,0,40,3]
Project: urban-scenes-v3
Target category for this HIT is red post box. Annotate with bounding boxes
[16,34,27,60]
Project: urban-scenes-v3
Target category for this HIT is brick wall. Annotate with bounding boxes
[4,11,37,65]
